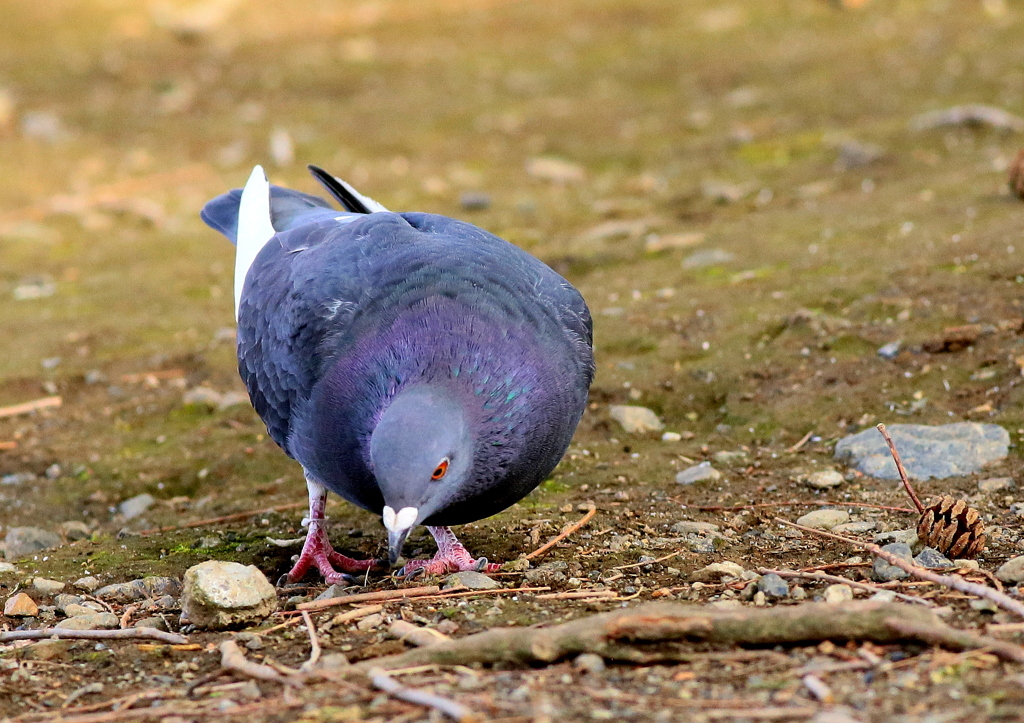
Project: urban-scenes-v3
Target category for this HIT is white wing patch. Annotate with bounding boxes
[234,166,277,319]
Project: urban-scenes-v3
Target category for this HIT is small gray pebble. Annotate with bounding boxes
[756,573,789,599]
[873,542,913,582]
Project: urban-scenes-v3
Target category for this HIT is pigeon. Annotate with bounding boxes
[201,165,594,581]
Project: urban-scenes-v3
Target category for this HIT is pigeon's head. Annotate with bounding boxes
[369,384,474,566]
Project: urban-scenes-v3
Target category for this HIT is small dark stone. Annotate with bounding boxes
[913,547,954,569]
[460,192,491,211]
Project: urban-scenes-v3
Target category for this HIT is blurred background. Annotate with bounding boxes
[1,0,1024,551]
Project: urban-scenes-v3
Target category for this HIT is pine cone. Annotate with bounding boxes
[1009,148,1024,201]
[916,496,986,559]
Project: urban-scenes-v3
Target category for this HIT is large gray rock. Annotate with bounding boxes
[4,527,62,559]
[834,423,1009,480]
[180,561,277,629]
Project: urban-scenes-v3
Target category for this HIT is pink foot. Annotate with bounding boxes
[286,520,384,584]
[286,474,384,584]
[398,526,501,577]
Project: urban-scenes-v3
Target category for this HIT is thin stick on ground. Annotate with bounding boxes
[876,422,924,513]
[692,501,916,513]
[775,517,1024,619]
[524,506,596,561]
[0,628,188,644]
[759,568,934,607]
[368,667,481,722]
[612,550,682,571]
[295,585,441,612]
[787,430,814,453]
[0,395,61,419]
[300,611,321,672]
[139,502,307,536]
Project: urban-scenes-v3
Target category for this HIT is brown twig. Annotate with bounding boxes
[692,501,915,513]
[787,430,815,453]
[0,627,187,644]
[138,502,306,536]
[411,586,550,603]
[300,611,321,672]
[775,518,1024,619]
[759,568,934,607]
[524,506,596,560]
[119,604,139,629]
[535,590,619,600]
[295,585,441,612]
[368,667,481,722]
[219,640,304,686]
[876,423,924,513]
[325,604,385,629]
[0,440,17,450]
[388,620,451,647]
[0,395,61,419]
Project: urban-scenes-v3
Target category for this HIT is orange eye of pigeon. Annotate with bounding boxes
[431,458,449,480]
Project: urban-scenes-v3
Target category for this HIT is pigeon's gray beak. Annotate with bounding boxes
[383,505,418,567]
[387,528,412,567]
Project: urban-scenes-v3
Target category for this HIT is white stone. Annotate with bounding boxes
[996,555,1024,583]
[609,405,664,434]
[795,509,850,530]
[32,577,65,595]
[55,613,119,630]
[823,584,854,604]
[691,561,745,582]
[805,470,845,489]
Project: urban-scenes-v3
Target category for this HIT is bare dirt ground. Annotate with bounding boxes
[3,1,1024,721]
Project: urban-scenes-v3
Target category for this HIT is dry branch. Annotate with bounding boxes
[0,627,187,644]
[775,518,1024,619]
[524,506,596,560]
[876,423,924,513]
[354,600,1009,671]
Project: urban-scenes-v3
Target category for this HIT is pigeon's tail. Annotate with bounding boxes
[200,180,337,246]
[308,165,389,214]
[233,167,277,319]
